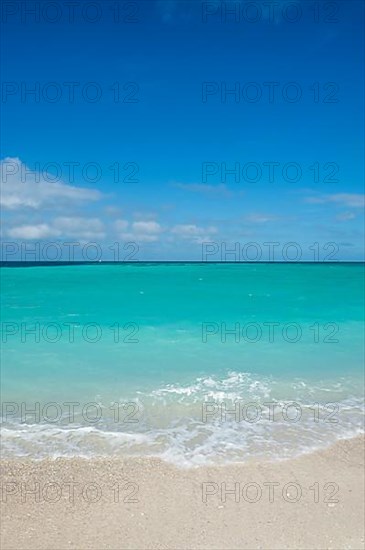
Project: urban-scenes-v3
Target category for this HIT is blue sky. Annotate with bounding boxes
[0,0,364,261]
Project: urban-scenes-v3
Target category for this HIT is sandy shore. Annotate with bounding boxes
[1,436,364,550]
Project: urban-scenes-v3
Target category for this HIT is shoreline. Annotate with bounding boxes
[1,435,364,549]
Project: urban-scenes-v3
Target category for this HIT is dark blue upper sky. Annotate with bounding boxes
[1,0,364,260]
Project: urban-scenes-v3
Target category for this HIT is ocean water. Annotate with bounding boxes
[1,263,364,466]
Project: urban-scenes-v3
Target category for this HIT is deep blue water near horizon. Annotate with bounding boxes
[1,263,364,466]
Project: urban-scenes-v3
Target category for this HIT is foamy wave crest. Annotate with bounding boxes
[141,371,273,402]
[1,372,364,466]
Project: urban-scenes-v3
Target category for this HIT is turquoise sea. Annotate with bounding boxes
[1,263,364,466]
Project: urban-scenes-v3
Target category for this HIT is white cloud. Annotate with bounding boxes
[0,157,102,210]
[104,206,122,217]
[7,224,61,239]
[171,224,218,243]
[133,211,157,220]
[7,217,106,240]
[336,212,357,222]
[172,224,217,236]
[132,221,162,234]
[245,213,278,224]
[53,217,105,239]
[114,219,162,243]
[114,219,129,231]
[114,220,217,244]
[117,232,160,243]
[306,193,365,208]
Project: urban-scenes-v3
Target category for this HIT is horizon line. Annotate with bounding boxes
[1,261,365,267]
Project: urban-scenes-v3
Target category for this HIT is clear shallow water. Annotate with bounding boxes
[1,263,364,466]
